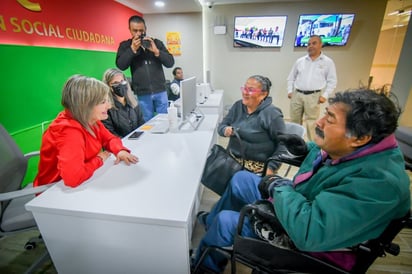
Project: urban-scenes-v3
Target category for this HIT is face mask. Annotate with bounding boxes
[111,80,128,97]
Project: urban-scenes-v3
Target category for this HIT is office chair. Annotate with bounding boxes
[281,122,305,177]
[0,123,55,273]
[165,79,176,101]
[41,120,53,134]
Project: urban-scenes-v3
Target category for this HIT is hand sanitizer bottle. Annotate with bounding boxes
[168,101,178,132]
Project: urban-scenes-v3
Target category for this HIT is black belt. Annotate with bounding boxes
[296,89,321,95]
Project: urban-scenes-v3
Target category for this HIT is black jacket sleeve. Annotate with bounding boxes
[116,39,135,71]
[154,39,174,68]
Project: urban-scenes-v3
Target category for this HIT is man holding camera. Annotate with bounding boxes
[116,15,175,122]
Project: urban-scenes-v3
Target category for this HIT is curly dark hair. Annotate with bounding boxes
[172,67,182,76]
[328,89,402,144]
[249,75,272,93]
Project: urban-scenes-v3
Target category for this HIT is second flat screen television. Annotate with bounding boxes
[294,13,355,47]
[234,15,287,48]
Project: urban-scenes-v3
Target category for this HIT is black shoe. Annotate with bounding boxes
[196,211,209,228]
[191,263,219,274]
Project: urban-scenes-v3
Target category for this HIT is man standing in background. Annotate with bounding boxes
[116,15,175,122]
[287,35,337,141]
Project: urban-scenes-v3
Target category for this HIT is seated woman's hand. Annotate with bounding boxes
[115,150,139,165]
[224,126,234,137]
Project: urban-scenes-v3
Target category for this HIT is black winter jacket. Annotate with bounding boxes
[116,38,174,96]
[217,97,287,170]
[102,98,145,138]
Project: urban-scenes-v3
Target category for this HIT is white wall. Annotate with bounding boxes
[204,0,387,118]
[144,0,387,119]
[144,13,203,83]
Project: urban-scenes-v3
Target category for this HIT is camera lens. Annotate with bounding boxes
[142,40,151,49]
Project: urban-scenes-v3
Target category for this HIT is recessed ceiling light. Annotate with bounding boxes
[155,1,165,7]
[388,11,399,16]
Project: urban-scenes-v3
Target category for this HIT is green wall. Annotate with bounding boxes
[0,44,119,133]
[0,44,120,185]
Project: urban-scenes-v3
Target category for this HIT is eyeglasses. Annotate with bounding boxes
[240,86,262,94]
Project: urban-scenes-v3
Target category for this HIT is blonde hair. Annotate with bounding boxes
[102,68,138,108]
[61,74,110,135]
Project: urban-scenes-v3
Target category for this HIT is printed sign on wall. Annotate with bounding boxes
[166,31,181,56]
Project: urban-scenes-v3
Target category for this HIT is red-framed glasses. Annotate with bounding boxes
[240,86,262,94]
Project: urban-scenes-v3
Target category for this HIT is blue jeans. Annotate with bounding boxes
[194,170,262,272]
[138,91,168,122]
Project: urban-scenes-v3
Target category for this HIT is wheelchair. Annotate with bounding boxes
[193,150,412,274]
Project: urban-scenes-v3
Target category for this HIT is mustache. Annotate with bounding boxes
[315,127,324,139]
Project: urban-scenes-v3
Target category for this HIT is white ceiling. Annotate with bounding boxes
[115,0,307,14]
[115,0,412,30]
[115,0,201,14]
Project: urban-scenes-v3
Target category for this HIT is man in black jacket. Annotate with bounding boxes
[116,15,175,122]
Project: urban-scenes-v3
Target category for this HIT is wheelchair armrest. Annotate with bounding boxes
[263,153,305,175]
[237,204,257,235]
[236,201,280,235]
[274,153,306,167]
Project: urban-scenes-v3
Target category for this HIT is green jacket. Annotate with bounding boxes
[273,134,410,251]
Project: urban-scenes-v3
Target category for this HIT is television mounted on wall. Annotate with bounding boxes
[233,15,288,48]
[294,13,355,47]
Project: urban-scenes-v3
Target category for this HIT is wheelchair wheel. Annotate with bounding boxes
[24,241,36,250]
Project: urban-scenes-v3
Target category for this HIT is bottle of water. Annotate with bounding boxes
[168,101,178,132]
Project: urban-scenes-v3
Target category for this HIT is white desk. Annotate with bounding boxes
[26,114,219,274]
[174,89,224,120]
[198,90,224,119]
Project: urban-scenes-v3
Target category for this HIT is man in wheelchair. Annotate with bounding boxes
[192,89,411,273]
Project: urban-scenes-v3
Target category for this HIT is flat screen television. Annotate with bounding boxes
[294,13,355,47]
[233,15,288,48]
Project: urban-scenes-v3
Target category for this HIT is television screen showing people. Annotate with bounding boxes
[294,14,355,47]
[234,15,288,48]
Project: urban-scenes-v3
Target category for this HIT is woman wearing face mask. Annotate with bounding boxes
[102,68,145,137]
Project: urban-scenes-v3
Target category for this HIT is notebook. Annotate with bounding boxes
[151,121,169,134]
